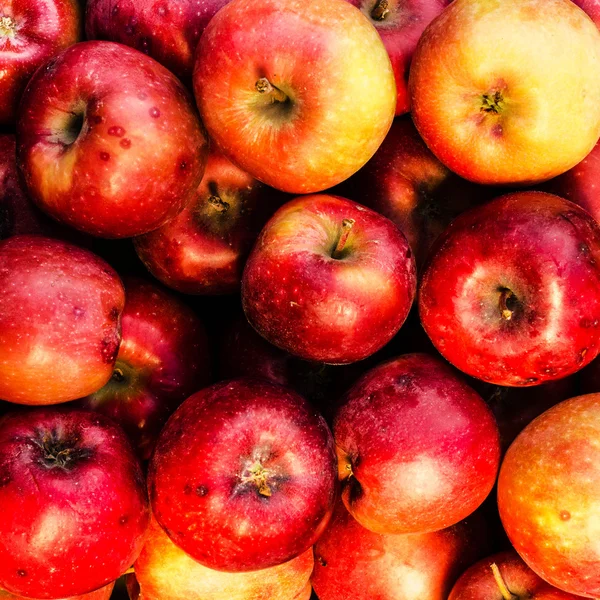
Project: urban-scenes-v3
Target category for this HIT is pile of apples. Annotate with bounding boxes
[2,0,600,599]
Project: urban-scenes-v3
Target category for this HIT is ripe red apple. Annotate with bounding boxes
[85,0,230,82]
[0,409,149,599]
[419,192,600,386]
[0,582,114,600]
[134,148,283,295]
[242,195,416,364]
[498,394,600,598]
[0,0,81,126]
[334,353,500,534]
[0,235,125,405]
[17,41,208,239]
[78,277,211,460]
[193,0,396,194]
[148,378,337,572]
[126,516,313,600]
[409,0,600,185]
[448,550,582,600]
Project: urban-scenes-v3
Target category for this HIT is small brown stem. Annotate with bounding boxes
[208,195,230,213]
[371,0,390,20]
[332,219,355,259]
[0,16,16,37]
[499,288,516,321]
[255,78,288,104]
[112,368,125,383]
[491,563,517,600]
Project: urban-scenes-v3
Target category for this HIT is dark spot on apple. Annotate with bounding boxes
[196,485,208,497]
[120,138,132,149]
[92,115,103,125]
[580,318,600,328]
[73,306,85,318]
[560,510,571,521]
[579,243,591,256]
[16,570,26,578]
[100,335,119,364]
[317,555,327,567]
[109,307,120,321]
[491,123,503,138]
[0,472,11,488]
[180,160,188,170]
[100,152,110,162]
[149,107,161,119]
[395,374,414,388]
[108,126,125,137]
[184,483,193,495]
[119,515,129,525]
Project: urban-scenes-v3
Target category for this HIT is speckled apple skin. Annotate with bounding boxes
[419,192,600,387]
[148,378,337,572]
[0,409,149,598]
[0,235,125,405]
[498,394,600,598]
[334,353,500,534]
[242,195,416,365]
[17,41,208,238]
[0,581,114,600]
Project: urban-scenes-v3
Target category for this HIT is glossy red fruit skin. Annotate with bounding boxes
[242,194,417,364]
[0,235,125,405]
[419,191,600,386]
[0,581,114,600]
[79,277,211,460]
[0,409,149,599]
[148,378,337,572]
[17,41,208,239]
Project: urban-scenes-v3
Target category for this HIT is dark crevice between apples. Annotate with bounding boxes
[33,429,92,471]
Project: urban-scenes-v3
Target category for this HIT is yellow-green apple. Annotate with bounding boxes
[193,0,396,194]
[125,516,313,600]
[409,0,600,185]
[17,41,208,238]
[134,148,283,295]
[78,277,211,460]
[419,192,600,386]
[0,582,114,600]
[148,378,337,572]
[498,394,600,597]
[242,195,416,364]
[0,235,125,405]
[0,408,149,598]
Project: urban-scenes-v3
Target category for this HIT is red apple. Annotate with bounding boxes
[148,378,337,572]
[17,41,208,239]
[573,0,600,26]
[419,192,600,386]
[498,394,600,598]
[409,0,600,185]
[0,235,125,405]
[193,0,396,194]
[242,195,416,364]
[78,277,211,460]
[448,550,582,600]
[0,582,114,600]
[0,0,81,126]
[0,409,149,598]
[134,148,283,295]
[85,0,230,82]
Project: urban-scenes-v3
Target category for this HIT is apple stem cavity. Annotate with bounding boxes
[332,218,356,259]
[499,288,518,321]
[0,16,16,38]
[371,0,390,20]
[112,367,126,383]
[481,91,504,114]
[255,77,288,104]
[208,195,230,213]
[490,563,517,600]
[242,461,272,497]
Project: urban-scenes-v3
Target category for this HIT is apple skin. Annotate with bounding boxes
[0,235,125,405]
[125,516,313,600]
[0,409,150,599]
[85,0,230,82]
[148,378,337,572]
[0,582,114,600]
[193,0,396,194]
[17,40,208,239]
[573,0,600,26]
[78,277,211,460]
[0,0,81,127]
[134,148,284,295]
[498,394,600,598]
[419,191,600,387]
[409,0,600,185]
[242,195,416,364]
[334,353,500,535]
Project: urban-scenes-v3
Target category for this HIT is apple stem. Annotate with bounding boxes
[371,0,390,20]
[491,563,517,600]
[0,16,16,37]
[255,78,288,104]
[332,219,356,259]
[499,288,517,320]
[208,195,230,213]
[112,367,125,383]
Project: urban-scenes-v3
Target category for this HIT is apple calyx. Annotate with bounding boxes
[332,218,356,259]
[255,78,288,104]
[208,195,230,213]
[490,563,518,600]
[0,16,17,38]
[241,461,273,497]
[35,431,91,471]
[371,0,390,21]
[55,110,86,147]
[499,288,519,321]
[481,91,504,114]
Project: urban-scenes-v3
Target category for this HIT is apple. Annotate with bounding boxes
[0,0,81,126]
[78,277,211,460]
[0,582,114,600]
[17,41,208,239]
[448,550,582,600]
[242,194,416,364]
[148,378,337,572]
[125,515,313,600]
[0,408,149,598]
[85,0,230,82]
[0,235,125,405]
[134,147,284,295]
[419,191,600,386]
[193,0,396,194]
[334,353,500,535]
[409,0,600,185]
[573,0,600,26]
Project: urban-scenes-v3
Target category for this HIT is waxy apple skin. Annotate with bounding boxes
[409,0,600,185]
[0,235,125,405]
[335,353,500,534]
[149,378,337,572]
[573,0,600,26]
[0,582,114,600]
[0,409,149,599]
[242,195,416,364]
[193,0,396,194]
[498,394,600,598]
[419,192,600,386]
[17,41,208,238]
